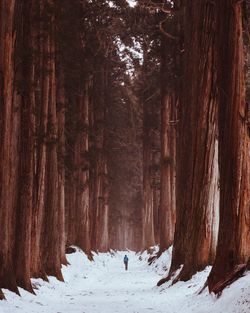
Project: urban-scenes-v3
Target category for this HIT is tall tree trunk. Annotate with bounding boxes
[208,1,250,292]
[14,0,35,293]
[68,81,92,253]
[165,0,219,282]
[142,101,155,249]
[77,82,91,253]
[159,92,177,252]
[56,61,67,265]
[158,21,179,254]
[90,67,109,252]
[42,6,63,279]
[31,0,48,279]
[0,0,19,295]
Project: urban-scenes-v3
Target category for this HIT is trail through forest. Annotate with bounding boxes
[0,249,249,313]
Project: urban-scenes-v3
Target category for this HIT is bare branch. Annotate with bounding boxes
[159,19,179,41]
[139,0,178,15]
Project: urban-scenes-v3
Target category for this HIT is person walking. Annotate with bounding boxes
[124,255,129,271]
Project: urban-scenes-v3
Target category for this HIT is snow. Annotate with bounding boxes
[0,247,249,313]
[127,0,137,8]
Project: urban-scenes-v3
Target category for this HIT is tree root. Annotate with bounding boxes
[208,264,247,295]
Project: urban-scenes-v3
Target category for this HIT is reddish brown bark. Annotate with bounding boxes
[210,264,247,295]
[159,92,177,252]
[90,67,109,252]
[74,82,91,253]
[165,1,219,282]
[158,22,179,254]
[208,1,250,292]
[65,81,91,254]
[31,1,49,280]
[142,101,156,249]
[141,44,161,250]
[42,7,63,279]
[28,0,65,281]
[0,0,19,295]
[56,63,67,265]
[14,0,35,292]
[65,174,76,248]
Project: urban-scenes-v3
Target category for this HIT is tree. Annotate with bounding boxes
[208,0,250,293]
[158,13,179,253]
[159,0,219,284]
[137,12,162,251]
[0,0,19,297]
[14,0,35,293]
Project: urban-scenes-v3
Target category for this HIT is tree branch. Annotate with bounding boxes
[139,0,178,15]
[159,18,179,40]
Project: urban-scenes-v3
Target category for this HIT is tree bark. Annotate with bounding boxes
[0,0,19,295]
[14,0,35,293]
[167,0,219,282]
[66,80,92,253]
[159,92,177,252]
[42,6,63,279]
[90,66,109,252]
[142,100,155,249]
[208,1,250,292]
[74,82,91,253]
[31,0,49,280]
[56,61,67,265]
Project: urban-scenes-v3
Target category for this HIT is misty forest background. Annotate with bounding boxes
[0,0,250,300]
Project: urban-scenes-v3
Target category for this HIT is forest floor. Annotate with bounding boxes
[0,248,249,313]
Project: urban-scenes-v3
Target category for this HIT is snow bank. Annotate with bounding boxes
[141,247,250,313]
[140,245,172,275]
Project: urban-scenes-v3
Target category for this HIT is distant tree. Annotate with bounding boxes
[158,11,179,253]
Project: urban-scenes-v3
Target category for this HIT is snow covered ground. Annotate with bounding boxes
[0,248,249,313]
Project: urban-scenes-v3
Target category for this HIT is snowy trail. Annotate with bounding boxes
[0,249,249,313]
[67,251,168,313]
[0,250,173,313]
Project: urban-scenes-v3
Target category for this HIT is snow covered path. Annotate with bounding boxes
[1,250,173,313]
[0,249,249,313]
